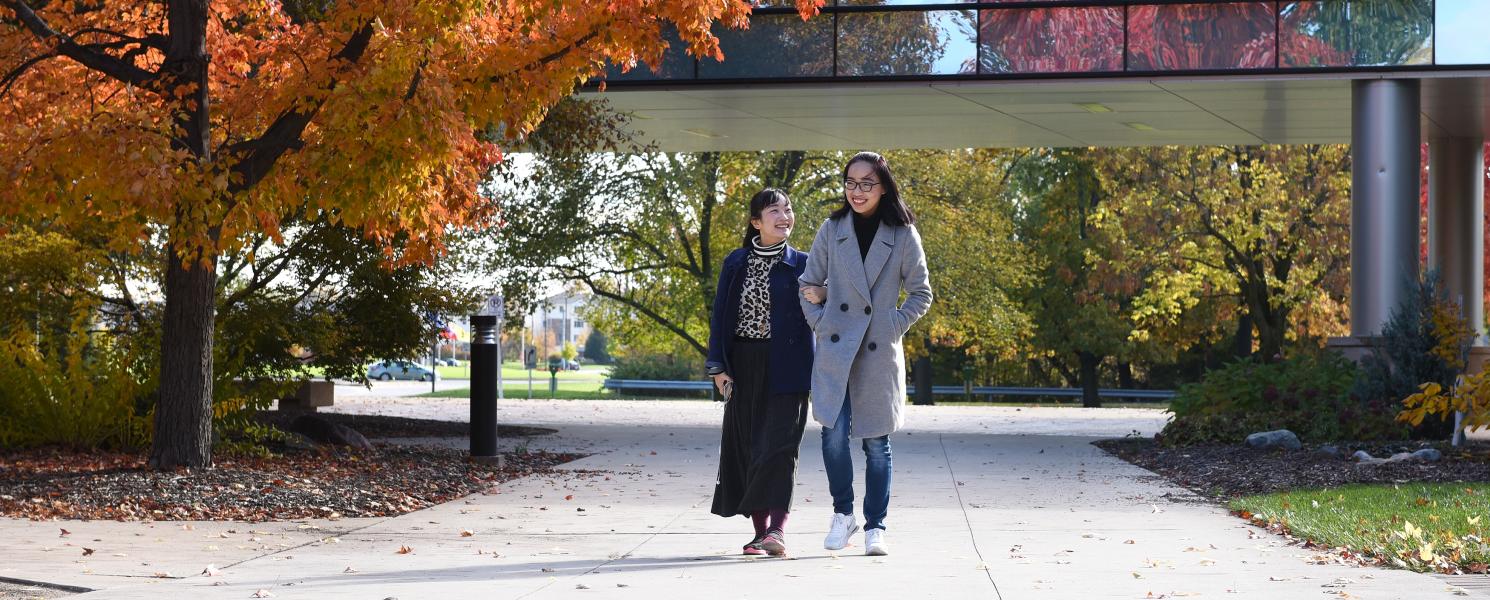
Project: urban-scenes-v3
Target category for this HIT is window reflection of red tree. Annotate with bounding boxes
[1127,3,1276,70]
[979,8,1124,73]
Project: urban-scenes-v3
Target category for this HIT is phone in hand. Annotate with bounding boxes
[722,379,734,402]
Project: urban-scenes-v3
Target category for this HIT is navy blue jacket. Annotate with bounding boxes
[705,245,814,394]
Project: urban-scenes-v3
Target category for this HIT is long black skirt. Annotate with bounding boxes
[710,339,809,518]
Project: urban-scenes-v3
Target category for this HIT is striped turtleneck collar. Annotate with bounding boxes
[750,236,787,258]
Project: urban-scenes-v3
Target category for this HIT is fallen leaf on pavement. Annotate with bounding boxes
[396,545,413,554]
[460,530,474,537]
[252,590,275,598]
[81,548,94,556]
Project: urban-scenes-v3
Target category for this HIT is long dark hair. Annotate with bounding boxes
[831,151,916,226]
[743,188,792,248]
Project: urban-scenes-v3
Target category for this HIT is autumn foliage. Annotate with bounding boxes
[0,0,820,468]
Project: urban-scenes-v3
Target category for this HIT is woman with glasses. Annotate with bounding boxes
[706,188,815,557]
[798,151,932,556]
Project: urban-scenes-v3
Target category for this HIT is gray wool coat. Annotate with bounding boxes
[799,215,932,438]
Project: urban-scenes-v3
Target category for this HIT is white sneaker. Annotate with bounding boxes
[823,513,860,550]
[864,528,888,556]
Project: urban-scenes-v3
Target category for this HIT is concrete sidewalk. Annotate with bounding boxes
[1,399,1474,599]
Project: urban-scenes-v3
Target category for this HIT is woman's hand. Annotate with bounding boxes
[801,285,826,305]
[712,372,734,399]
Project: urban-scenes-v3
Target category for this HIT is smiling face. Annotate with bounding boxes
[751,198,795,246]
[844,160,883,217]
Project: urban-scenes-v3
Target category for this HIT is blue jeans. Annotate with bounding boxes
[821,395,892,531]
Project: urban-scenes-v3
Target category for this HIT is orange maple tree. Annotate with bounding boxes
[0,0,819,469]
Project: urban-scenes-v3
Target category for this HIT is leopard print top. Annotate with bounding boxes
[734,237,785,339]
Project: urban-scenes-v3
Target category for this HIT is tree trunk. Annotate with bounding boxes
[1116,361,1135,389]
[152,0,213,470]
[1254,305,1288,364]
[150,242,217,470]
[1077,351,1101,408]
[1232,313,1253,359]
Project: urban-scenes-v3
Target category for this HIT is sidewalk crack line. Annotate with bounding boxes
[941,433,1004,600]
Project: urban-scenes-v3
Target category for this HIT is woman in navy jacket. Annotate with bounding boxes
[706,188,814,557]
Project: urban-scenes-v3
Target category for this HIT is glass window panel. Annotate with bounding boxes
[979,7,1124,74]
[603,26,692,81]
[838,0,976,5]
[837,10,978,76]
[698,14,834,78]
[1127,2,1277,71]
[1282,1,1432,67]
[1438,0,1490,65]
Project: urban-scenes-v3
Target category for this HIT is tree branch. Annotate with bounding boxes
[6,0,160,89]
[0,50,54,97]
[581,275,707,358]
[227,21,375,193]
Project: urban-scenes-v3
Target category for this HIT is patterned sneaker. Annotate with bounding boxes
[743,535,766,556]
[760,528,787,556]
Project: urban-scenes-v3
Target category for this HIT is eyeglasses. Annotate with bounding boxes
[843,180,880,192]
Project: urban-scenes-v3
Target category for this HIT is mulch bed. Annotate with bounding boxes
[253,410,558,439]
[0,413,582,522]
[1096,438,1490,500]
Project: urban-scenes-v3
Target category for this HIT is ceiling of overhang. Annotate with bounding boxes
[577,73,1490,151]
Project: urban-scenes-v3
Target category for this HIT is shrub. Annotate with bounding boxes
[583,328,611,364]
[1159,352,1406,445]
[606,352,706,398]
[0,316,153,450]
[1356,271,1472,440]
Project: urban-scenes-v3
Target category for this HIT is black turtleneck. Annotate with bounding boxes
[852,206,881,260]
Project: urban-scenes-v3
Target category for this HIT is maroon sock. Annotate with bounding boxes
[751,511,768,537]
[769,509,788,532]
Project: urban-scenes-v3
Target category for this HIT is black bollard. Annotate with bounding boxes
[470,315,501,463]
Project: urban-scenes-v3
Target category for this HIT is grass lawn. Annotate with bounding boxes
[1230,482,1490,573]
[936,400,1170,410]
[417,385,708,401]
[434,362,609,381]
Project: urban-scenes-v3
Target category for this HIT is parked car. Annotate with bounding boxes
[368,360,435,381]
[440,358,459,367]
[565,359,581,371]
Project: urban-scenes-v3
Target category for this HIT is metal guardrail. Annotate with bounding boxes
[602,379,1173,400]
[603,378,714,392]
[931,386,1175,400]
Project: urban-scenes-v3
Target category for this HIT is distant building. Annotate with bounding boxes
[527,289,590,356]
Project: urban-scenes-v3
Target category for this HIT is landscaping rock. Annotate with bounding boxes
[1412,448,1443,462]
[288,414,375,450]
[1316,444,1342,459]
[282,432,320,451]
[1351,450,1374,462]
[1245,429,1301,451]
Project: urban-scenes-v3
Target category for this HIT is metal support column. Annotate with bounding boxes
[1428,137,1487,339]
[1350,79,1422,337]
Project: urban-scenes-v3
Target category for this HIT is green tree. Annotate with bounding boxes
[1096,145,1352,364]
[887,149,1032,377]
[583,327,611,364]
[1007,150,1140,406]
[490,140,841,359]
